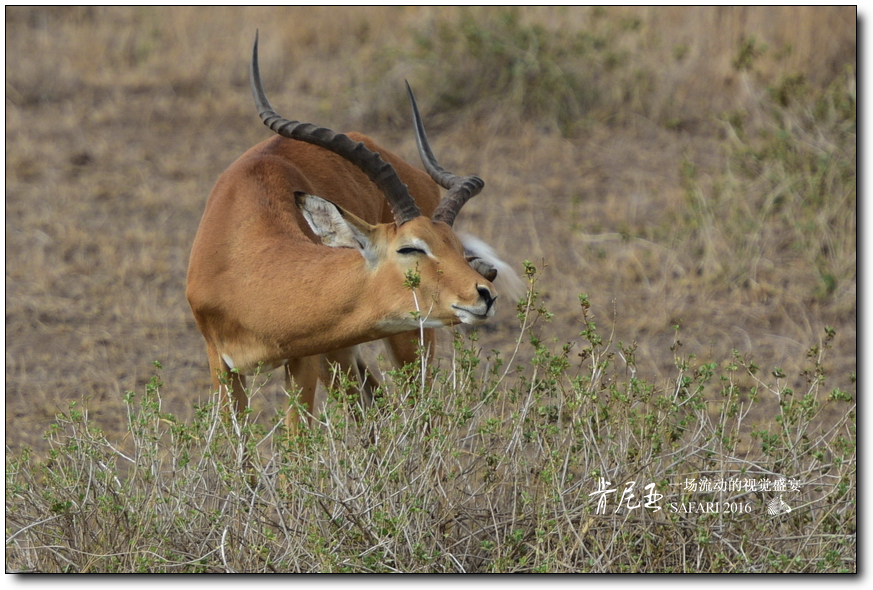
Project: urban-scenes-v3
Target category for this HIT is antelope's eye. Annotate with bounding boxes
[397,247,425,256]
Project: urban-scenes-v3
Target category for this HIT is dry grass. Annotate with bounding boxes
[5,290,857,572]
[5,6,856,572]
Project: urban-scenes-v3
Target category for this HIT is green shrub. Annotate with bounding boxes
[6,268,855,572]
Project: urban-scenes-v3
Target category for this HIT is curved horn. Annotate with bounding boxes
[251,32,421,225]
[405,81,484,227]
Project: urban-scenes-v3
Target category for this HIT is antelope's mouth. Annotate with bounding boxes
[452,304,495,326]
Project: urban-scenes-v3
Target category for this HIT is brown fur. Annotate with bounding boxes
[186,133,496,429]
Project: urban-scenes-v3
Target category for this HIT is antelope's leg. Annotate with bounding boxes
[206,341,248,419]
[384,328,435,372]
[321,346,381,409]
[283,356,320,436]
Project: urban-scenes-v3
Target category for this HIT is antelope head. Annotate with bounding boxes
[250,33,498,331]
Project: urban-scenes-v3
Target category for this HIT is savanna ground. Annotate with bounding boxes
[5,7,856,573]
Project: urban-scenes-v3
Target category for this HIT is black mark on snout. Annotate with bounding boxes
[478,285,497,312]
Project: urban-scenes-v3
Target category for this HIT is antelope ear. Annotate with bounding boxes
[295,192,377,257]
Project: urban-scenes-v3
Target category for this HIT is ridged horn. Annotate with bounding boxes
[405,81,484,227]
[250,32,421,225]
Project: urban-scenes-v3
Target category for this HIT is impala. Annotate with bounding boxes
[187,34,510,430]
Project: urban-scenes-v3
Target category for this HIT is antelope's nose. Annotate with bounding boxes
[478,285,497,312]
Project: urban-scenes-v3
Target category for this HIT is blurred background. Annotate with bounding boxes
[5,6,856,454]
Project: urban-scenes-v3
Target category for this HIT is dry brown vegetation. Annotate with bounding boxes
[5,7,855,572]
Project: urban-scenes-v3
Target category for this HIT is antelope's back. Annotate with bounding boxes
[224,133,441,225]
[186,132,442,309]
